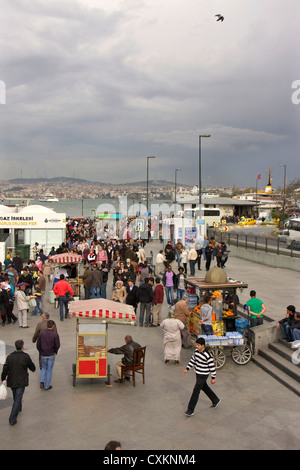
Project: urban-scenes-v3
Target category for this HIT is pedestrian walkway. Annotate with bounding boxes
[0,243,299,450]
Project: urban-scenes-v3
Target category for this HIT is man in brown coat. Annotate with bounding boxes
[38,271,46,311]
[174,295,192,348]
[82,265,92,299]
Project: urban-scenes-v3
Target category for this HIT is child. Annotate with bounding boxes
[32,281,44,316]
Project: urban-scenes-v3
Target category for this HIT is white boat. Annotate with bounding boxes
[39,192,59,202]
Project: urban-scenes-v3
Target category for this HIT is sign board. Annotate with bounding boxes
[0,213,66,229]
[135,219,145,232]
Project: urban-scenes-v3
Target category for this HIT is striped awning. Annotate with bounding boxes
[69,299,136,323]
[49,253,83,264]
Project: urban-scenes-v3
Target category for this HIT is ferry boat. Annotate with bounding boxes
[39,192,59,202]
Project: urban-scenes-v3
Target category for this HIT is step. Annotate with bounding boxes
[269,341,300,367]
[257,348,300,383]
[252,354,300,397]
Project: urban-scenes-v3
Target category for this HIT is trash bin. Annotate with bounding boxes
[15,244,31,262]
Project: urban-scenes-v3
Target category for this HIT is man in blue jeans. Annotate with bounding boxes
[1,339,36,425]
[36,320,60,390]
[53,274,74,321]
[162,265,178,306]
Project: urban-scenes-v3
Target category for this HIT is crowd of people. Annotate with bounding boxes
[1,216,299,430]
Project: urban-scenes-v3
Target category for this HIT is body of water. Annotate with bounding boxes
[28,198,173,218]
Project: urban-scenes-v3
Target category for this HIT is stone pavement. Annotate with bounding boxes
[0,241,300,451]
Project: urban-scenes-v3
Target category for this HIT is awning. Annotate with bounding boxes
[69,299,136,324]
[49,253,83,264]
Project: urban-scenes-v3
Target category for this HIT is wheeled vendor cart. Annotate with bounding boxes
[185,276,252,369]
[68,299,136,386]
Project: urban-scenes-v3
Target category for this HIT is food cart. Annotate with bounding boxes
[68,298,136,386]
[185,276,252,368]
[49,252,83,299]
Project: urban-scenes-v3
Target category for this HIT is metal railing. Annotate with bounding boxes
[208,228,300,259]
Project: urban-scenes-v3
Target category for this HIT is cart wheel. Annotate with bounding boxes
[72,363,76,387]
[231,345,252,365]
[211,347,226,369]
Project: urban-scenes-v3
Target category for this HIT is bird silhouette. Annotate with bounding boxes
[215,14,224,22]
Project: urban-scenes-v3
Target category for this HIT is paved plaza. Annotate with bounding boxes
[1,241,300,451]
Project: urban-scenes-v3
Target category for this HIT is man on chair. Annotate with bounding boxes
[108,335,141,383]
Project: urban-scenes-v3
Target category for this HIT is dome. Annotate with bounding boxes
[205,266,228,283]
[18,205,55,213]
[0,204,16,213]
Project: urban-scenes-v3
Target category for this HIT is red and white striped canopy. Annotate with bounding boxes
[49,253,83,264]
[69,299,136,323]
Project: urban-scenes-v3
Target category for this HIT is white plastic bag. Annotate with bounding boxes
[0,381,8,400]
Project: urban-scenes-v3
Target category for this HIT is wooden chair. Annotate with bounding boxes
[121,346,146,386]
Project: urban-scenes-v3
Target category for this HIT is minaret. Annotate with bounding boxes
[265,166,273,193]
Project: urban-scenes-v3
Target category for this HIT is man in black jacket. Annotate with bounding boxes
[137,277,154,327]
[126,279,139,314]
[108,335,141,383]
[1,339,36,425]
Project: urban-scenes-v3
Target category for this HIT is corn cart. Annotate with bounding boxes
[49,252,83,299]
[68,299,136,386]
[186,277,252,369]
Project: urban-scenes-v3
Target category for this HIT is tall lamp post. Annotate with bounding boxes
[280,163,287,225]
[146,156,156,215]
[174,168,181,204]
[198,134,211,208]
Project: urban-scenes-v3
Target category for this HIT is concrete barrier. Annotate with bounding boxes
[228,245,300,272]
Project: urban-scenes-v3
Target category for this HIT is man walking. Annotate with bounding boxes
[90,264,103,299]
[162,264,178,306]
[36,320,60,390]
[1,339,36,426]
[137,277,154,327]
[184,337,220,416]
[53,274,74,321]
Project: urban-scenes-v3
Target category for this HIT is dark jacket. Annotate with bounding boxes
[0,288,9,308]
[126,285,139,307]
[1,350,36,388]
[91,268,103,287]
[109,339,141,366]
[36,328,60,356]
[137,282,154,304]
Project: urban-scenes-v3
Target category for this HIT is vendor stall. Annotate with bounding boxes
[185,276,252,368]
[49,252,83,299]
[186,276,248,337]
[68,299,136,386]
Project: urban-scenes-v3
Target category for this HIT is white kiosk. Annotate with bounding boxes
[0,204,66,263]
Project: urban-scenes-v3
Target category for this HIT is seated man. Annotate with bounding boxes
[108,335,141,383]
[276,305,296,342]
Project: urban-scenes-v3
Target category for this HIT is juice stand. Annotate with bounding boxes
[185,276,252,368]
[68,299,136,386]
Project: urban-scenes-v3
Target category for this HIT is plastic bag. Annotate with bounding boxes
[0,381,8,400]
[29,298,36,307]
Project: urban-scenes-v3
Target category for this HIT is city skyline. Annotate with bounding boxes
[1,0,299,188]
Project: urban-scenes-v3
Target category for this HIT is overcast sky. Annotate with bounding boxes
[0,0,299,188]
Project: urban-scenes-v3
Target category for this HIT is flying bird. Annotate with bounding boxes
[215,14,224,22]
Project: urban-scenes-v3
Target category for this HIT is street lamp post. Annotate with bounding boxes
[280,163,287,224]
[175,168,181,204]
[198,134,211,208]
[146,156,156,215]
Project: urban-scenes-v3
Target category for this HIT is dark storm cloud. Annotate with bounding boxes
[0,0,299,187]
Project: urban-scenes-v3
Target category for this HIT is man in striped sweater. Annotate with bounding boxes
[184,337,220,416]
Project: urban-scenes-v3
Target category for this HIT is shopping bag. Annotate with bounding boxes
[0,381,8,400]
[29,298,36,308]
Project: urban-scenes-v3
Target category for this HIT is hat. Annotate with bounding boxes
[126,258,130,262]
[17,282,27,287]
